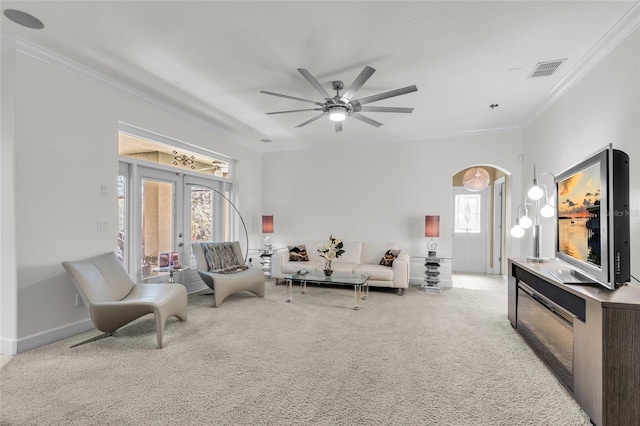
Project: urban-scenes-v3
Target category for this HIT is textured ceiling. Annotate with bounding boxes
[2,1,638,151]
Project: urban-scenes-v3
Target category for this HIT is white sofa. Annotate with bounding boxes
[271,241,410,294]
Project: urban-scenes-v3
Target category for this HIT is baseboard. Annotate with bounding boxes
[17,318,95,353]
[1,336,17,355]
[12,283,220,354]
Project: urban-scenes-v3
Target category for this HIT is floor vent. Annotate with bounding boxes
[528,59,566,78]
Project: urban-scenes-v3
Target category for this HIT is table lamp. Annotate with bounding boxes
[425,215,440,257]
[262,215,273,250]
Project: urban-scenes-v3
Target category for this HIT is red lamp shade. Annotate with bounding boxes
[425,215,440,238]
[262,215,274,234]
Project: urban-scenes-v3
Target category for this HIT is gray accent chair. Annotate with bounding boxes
[62,251,188,349]
[191,242,265,307]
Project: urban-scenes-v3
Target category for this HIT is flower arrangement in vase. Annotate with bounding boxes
[317,235,345,276]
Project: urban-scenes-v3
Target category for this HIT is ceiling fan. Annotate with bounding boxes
[260,66,418,132]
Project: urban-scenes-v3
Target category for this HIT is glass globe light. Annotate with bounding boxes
[519,215,533,229]
[540,203,554,218]
[510,224,525,238]
[528,185,544,200]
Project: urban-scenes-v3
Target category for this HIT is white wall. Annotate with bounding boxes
[262,131,524,280]
[522,27,639,280]
[0,47,18,354]
[1,46,263,353]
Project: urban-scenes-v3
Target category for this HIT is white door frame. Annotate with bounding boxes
[492,176,506,275]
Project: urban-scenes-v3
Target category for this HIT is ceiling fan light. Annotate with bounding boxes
[329,106,347,122]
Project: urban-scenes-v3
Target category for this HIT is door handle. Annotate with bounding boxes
[178,242,184,247]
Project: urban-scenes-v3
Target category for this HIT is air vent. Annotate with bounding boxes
[528,59,566,78]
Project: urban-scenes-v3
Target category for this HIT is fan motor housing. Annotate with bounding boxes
[332,81,344,91]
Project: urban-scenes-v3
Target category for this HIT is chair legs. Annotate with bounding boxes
[154,297,188,348]
[70,332,114,348]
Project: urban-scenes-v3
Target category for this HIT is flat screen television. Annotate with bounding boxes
[553,145,630,290]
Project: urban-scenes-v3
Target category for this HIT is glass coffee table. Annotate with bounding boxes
[284,271,370,310]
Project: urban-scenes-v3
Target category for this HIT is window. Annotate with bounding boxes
[141,176,175,279]
[118,127,236,282]
[454,193,482,233]
[190,185,214,243]
[119,132,230,178]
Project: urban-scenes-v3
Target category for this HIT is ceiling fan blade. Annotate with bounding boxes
[266,108,323,115]
[260,90,323,106]
[341,66,375,100]
[297,69,332,100]
[295,112,327,128]
[335,121,343,132]
[354,85,418,106]
[355,106,414,114]
[350,112,383,128]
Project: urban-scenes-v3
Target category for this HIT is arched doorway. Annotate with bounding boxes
[451,165,511,275]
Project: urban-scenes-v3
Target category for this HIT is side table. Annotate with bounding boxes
[153,266,190,283]
[258,249,274,277]
[411,256,452,294]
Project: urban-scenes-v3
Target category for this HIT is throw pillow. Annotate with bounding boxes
[380,249,401,267]
[288,245,309,261]
[201,242,243,271]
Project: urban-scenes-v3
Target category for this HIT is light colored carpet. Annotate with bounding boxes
[1,275,590,425]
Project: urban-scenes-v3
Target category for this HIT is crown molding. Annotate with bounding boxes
[3,34,258,152]
[402,126,521,142]
[520,2,640,128]
[261,125,522,153]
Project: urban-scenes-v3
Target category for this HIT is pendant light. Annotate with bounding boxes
[462,167,490,192]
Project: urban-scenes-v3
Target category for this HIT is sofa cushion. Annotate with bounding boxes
[361,242,399,264]
[380,249,401,266]
[354,264,394,281]
[332,241,362,264]
[326,262,359,273]
[288,245,309,261]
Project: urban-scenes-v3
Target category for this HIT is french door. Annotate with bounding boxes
[138,167,185,281]
[121,165,231,285]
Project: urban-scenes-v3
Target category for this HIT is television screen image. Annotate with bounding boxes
[557,162,601,268]
[553,145,629,290]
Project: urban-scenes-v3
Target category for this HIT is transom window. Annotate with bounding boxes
[119,132,230,178]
